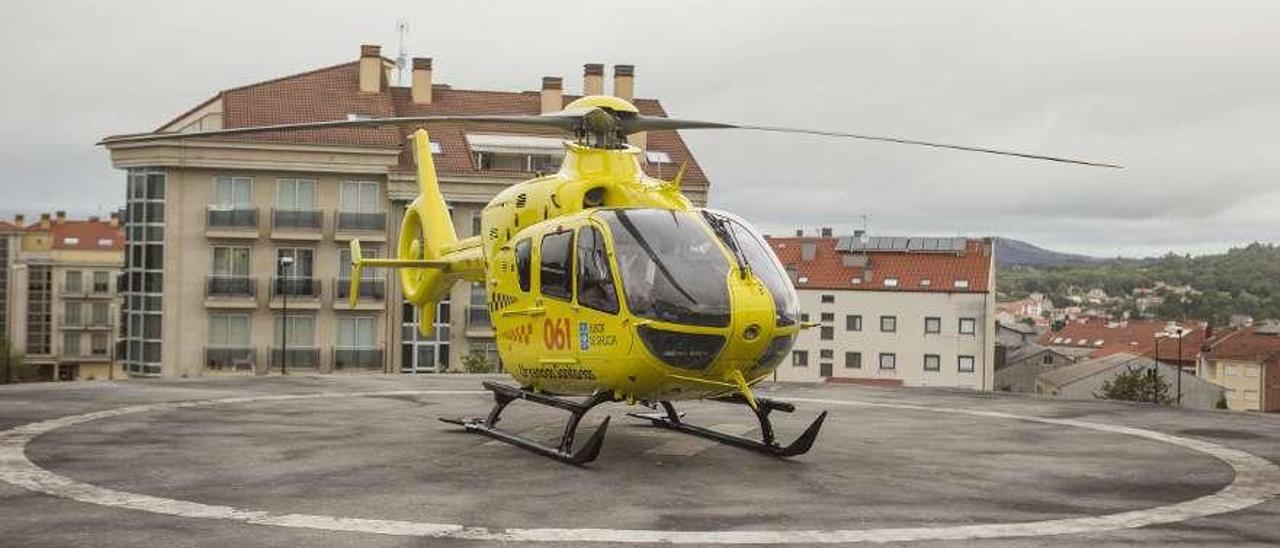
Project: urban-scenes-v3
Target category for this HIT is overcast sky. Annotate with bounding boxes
[2,0,1277,257]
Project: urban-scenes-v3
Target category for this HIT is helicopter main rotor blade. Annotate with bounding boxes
[98,114,583,145]
[621,116,1122,169]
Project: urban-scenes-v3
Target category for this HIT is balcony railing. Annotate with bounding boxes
[206,347,256,372]
[202,276,254,297]
[270,277,320,298]
[207,207,259,229]
[61,284,87,296]
[335,278,385,301]
[333,348,383,370]
[273,208,323,230]
[270,347,319,369]
[336,211,386,232]
[60,317,84,328]
[207,275,257,298]
[92,283,111,294]
[466,305,492,330]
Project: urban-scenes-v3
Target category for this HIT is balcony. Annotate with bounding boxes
[61,284,87,297]
[335,278,386,302]
[60,316,84,328]
[270,347,319,370]
[206,207,259,238]
[465,305,493,334]
[207,276,257,298]
[206,347,256,373]
[271,208,324,241]
[333,348,383,371]
[270,277,320,298]
[334,211,387,241]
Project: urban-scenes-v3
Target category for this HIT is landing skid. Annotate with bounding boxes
[627,395,827,457]
[440,381,613,465]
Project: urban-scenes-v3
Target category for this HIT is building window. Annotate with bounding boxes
[276,178,317,210]
[273,315,315,345]
[820,294,835,304]
[1244,389,1259,402]
[1043,354,1054,365]
[800,313,810,322]
[880,315,897,333]
[820,326,834,340]
[1225,364,1239,376]
[26,265,52,354]
[645,150,673,164]
[123,168,166,376]
[539,230,574,301]
[924,316,941,334]
[820,312,834,323]
[1244,365,1260,378]
[879,353,896,370]
[92,271,110,293]
[819,349,834,360]
[514,239,532,292]
[65,270,82,293]
[339,247,380,280]
[213,176,253,209]
[337,316,376,349]
[792,350,809,367]
[954,279,970,289]
[209,315,251,347]
[846,314,862,331]
[959,317,977,335]
[884,278,898,287]
[845,351,861,369]
[401,299,451,373]
[64,301,82,326]
[91,302,109,326]
[63,332,80,356]
[958,355,976,373]
[340,181,380,213]
[924,354,940,372]
[91,333,108,356]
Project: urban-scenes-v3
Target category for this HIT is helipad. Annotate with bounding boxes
[1,375,1278,547]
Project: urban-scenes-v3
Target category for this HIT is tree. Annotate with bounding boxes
[461,346,494,374]
[0,338,28,384]
[1095,365,1171,404]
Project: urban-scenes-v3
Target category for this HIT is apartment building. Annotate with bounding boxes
[1199,321,1280,412]
[102,45,709,377]
[769,233,996,390]
[2,213,124,381]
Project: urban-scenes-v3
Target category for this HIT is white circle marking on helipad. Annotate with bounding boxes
[1,390,1277,544]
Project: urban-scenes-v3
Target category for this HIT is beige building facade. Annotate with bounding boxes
[769,234,996,390]
[103,45,709,378]
[2,213,125,382]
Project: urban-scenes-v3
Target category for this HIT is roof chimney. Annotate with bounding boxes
[88,215,100,223]
[540,76,563,114]
[583,63,604,96]
[359,44,383,93]
[411,57,433,104]
[55,210,66,223]
[795,229,804,237]
[612,65,634,102]
[820,227,833,238]
[13,214,23,226]
[108,212,119,227]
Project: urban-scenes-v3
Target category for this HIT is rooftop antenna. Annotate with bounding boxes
[394,19,409,85]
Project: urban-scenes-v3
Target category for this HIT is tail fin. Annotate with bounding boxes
[347,130,483,335]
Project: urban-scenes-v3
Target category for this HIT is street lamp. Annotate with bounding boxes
[1174,326,1185,406]
[279,255,294,376]
[1153,333,1162,404]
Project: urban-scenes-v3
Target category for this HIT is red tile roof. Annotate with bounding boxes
[1037,317,1206,363]
[767,236,993,293]
[47,220,124,251]
[0,220,21,233]
[149,59,708,185]
[1203,325,1280,365]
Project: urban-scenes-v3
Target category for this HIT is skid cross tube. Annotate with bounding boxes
[629,395,827,457]
[440,381,613,465]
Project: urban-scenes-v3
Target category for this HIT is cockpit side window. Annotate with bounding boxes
[515,239,532,292]
[539,230,574,301]
[576,225,619,314]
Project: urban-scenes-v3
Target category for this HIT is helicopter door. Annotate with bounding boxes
[574,224,628,383]
[535,229,581,377]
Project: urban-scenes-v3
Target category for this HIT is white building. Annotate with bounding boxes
[768,234,996,390]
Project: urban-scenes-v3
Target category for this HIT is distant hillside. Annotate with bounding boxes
[994,238,1101,268]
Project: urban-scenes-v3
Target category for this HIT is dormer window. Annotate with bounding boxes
[645,150,673,164]
[430,141,443,154]
[954,279,970,289]
[798,276,809,284]
[884,278,899,287]
[63,237,79,245]
[346,113,374,121]
[97,238,114,247]
[920,278,931,287]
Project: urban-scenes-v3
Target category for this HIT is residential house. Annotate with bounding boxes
[1198,321,1280,412]
[1036,352,1224,410]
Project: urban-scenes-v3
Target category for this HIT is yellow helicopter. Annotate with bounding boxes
[104,95,1117,464]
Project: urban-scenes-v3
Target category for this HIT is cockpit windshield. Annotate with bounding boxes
[598,209,731,327]
[701,209,801,327]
